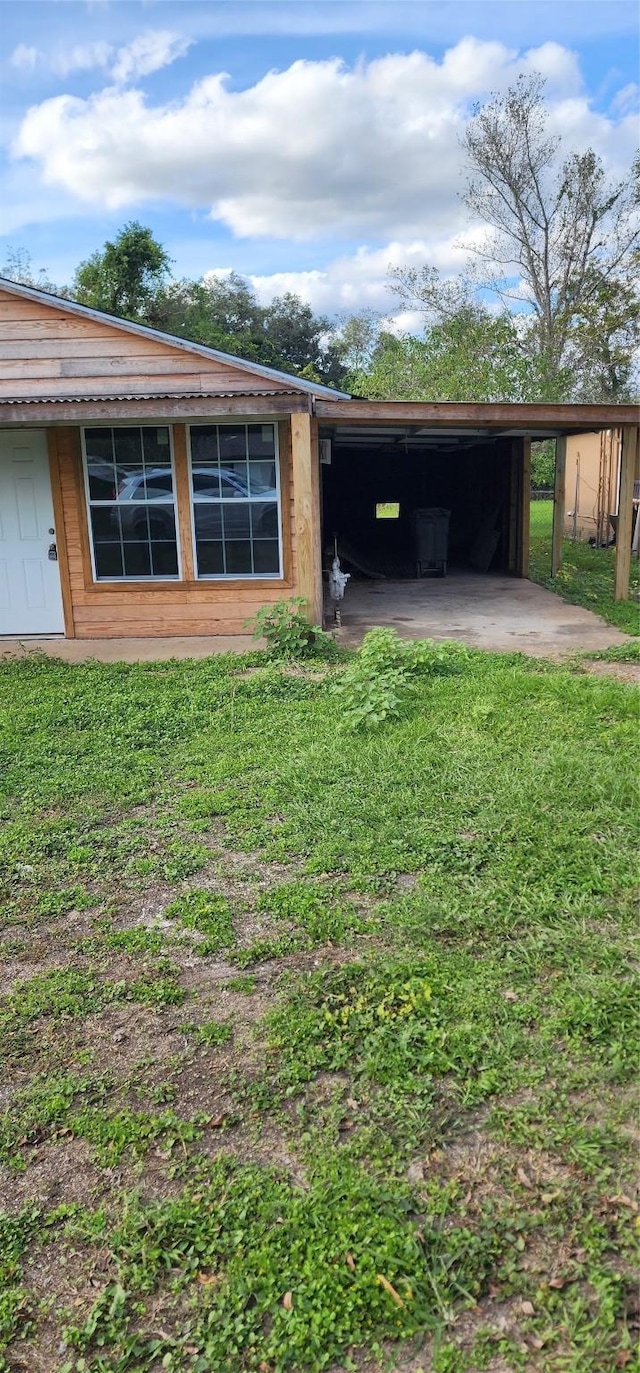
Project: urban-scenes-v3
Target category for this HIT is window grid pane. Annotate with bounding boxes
[189,424,281,580]
[84,426,179,581]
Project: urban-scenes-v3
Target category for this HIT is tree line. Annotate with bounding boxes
[3,75,638,409]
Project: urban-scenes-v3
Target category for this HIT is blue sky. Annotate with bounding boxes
[1,1,638,318]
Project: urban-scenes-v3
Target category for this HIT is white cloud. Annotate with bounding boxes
[10,44,39,72]
[9,30,191,86]
[520,41,583,91]
[7,40,549,238]
[111,31,193,84]
[52,42,114,78]
[11,41,638,247]
[610,83,640,115]
[248,238,471,315]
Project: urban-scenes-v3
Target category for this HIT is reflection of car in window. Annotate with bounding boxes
[191,468,252,500]
[114,469,278,544]
[113,470,176,542]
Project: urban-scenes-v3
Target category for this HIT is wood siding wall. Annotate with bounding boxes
[50,422,299,638]
[0,290,293,400]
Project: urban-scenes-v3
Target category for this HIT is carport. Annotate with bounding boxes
[313,400,639,636]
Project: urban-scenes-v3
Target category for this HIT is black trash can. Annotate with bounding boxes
[414,507,450,577]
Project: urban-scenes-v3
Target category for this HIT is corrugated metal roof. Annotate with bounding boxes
[0,276,351,400]
[0,390,301,404]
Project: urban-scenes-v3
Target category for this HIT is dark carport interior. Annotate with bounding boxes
[320,424,524,578]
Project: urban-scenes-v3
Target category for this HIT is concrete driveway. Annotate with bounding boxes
[336,573,632,658]
[0,574,632,663]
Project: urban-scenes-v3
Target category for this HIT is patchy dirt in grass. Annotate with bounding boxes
[0,1137,104,1216]
[78,1002,190,1075]
[582,660,640,683]
[9,1237,113,1373]
[2,665,637,1373]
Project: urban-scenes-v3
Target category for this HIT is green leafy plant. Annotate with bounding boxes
[332,627,469,729]
[186,1019,233,1047]
[257,879,362,945]
[248,598,329,659]
[62,1157,501,1372]
[165,888,235,954]
[223,974,257,994]
[0,1207,42,1353]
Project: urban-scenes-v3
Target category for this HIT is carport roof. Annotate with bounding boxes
[315,399,639,437]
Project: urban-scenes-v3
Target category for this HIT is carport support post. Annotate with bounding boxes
[516,436,531,577]
[551,435,567,577]
[614,425,639,601]
[290,412,324,625]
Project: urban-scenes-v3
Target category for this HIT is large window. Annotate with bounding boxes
[189,423,282,578]
[83,427,179,580]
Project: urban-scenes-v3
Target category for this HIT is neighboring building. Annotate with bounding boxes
[1,278,638,639]
[564,430,624,544]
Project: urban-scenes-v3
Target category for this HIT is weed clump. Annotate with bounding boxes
[248,597,337,660]
[165,888,235,955]
[332,628,470,730]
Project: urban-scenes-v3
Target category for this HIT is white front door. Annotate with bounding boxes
[0,430,65,635]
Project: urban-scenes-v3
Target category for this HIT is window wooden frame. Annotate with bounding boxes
[186,420,284,581]
[81,424,182,583]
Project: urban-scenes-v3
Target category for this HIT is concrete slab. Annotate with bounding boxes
[0,576,631,664]
[0,634,257,664]
[337,573,631,658]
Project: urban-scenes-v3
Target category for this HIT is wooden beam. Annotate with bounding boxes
[551,435,567,577]
[313,399,640,429]
[507,442,519,573]
[290,412,323,625]
[0,394,310,425]
[614,425,639,601]
[46,429,76,638]
[516,437,531,577]
[172,424,196,583]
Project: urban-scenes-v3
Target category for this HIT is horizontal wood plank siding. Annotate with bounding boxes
[54,423,300,638]
[0,374,284,398]
[0,287,295,399]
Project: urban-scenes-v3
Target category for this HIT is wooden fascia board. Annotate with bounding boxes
[0,394,312,425]
[313,400,640,430]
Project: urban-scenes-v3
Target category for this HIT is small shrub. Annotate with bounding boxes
[332,629,469,730]
[248,598,331,659]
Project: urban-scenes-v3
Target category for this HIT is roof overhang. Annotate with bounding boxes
[314,399,639,437]
[0,392,312,425]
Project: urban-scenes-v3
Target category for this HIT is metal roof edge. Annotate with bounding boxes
[0,276,351,401]
[0,389,301,405]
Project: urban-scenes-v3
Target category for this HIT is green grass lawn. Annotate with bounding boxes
[0,646,638,1372]
[529,501,640,636]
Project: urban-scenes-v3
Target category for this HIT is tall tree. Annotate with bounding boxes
[153,274,345,383]
[151,273,268,358]
[262,293,332,375]
[333,311,382,376]
[349,303,544,403]
[1,247,63,296]
[390,78,639,401]
[460,75,640,397]
[73,222,171,321]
